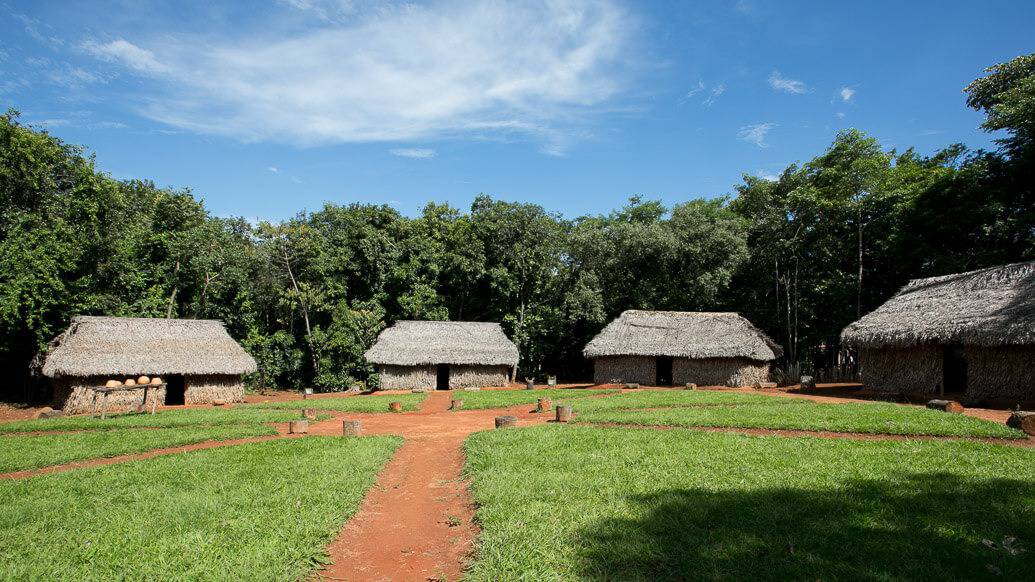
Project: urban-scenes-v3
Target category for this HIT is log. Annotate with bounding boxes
[684,383,697,390]
[556,404,573,423]
[37,408,64,419]
[388,401,403,413]
[342,420,362,436]
[289,420,309,434]
[753,381,777,390]
[1007,411,1035,436]
[495,415,518,428]
[623,383,639,390]
[301,408,317,420]
[449,399,464,411]
[926,399,965,414]
[536,397,552,413]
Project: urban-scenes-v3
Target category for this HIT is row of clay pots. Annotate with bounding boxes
[104,376,163,388]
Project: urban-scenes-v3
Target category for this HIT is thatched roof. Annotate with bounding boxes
[841,261,1035,349]
[42,316,257,378]
[583,310,782,361]
[364,320,519,367]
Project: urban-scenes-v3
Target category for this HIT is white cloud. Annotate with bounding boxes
[683,80,705,99]
[738,122,775,148]
[835,111,846,119]
[390,148,436,159]
[267,166,280,173]
[82,0,636,149]
[703,83,726,107]
[82,39,169,74]
[840,86,855,102]
[768,71,806,94]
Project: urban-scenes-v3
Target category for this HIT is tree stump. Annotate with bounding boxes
[556,404,573,423]
[684,383,697,390]
[800,375,816,390]
[926,399,965,414]
[289,420,309,434]
[301,408,317,420]
[388,401,403,413]
[342,420,362,436]
[1007,411,1035,436]
[536,397,552,413]
[495,415,518,428]
[525,379,535,390]
[449,399,464,411]
[623,383,639,390]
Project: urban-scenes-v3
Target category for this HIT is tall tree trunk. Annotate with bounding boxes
[282,249,320,379]
[857,214,864,319]
[166,260,180,318]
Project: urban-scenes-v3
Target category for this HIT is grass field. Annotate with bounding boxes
[0,425,277,473]
[0,407,324,434]
[244,392,427,412]
[571,390,1024,439]
[454,388,617,410]
[465,425,1035,580]
[0,436,401,579]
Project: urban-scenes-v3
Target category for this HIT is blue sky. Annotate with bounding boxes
[2,1,1032,220]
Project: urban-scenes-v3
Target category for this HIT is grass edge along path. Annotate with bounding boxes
[454,388,618,410]
[0,424,278,474]
[0,436,403,580]
[0,407,321,433]
[243,392,427,413]
[463,424,1035,581]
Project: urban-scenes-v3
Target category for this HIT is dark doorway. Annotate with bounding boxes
[165,375,186,405]
[656,356,673,386]
[942,346,967,394]
[436,364,450,390]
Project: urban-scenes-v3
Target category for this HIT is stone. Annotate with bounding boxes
[800,375,816,390]
[684,383,697,390]
[623,383,639,390]
[388,401,403,413]
[34,407,64,419]
[926,399,965,414]
[212,399,228,407]
[1007,411,1035,436]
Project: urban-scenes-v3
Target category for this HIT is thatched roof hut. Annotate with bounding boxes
[43,316,257,412]
[365,321,518,390]
[583,310,782,387]
[841,261,1035,401]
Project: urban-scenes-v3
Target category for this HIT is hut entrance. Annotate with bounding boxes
[655,356,673,386]
[436,364,450,390]
[165,375,186,405]
[942,345,967,394]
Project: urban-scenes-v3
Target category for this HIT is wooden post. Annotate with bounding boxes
[450,399,464,411]
[684,383,697,390]
[301,408,317,420]
[536,397,552,413]
[342,420,362,436]
[289,420,309,434]
[926,399,965,414]
[389,401,403,413]
[1007,411,1035,436]
[495,415,518,428]
[556,404,572,423]
[100,390,110,420]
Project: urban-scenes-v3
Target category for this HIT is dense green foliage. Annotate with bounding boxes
[0,424,276,473]
[464,425,1035,580]
[0,436,401,579]
[2,54,1032,398]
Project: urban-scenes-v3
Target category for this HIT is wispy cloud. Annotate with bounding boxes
[738,122,775,148]
[835,111,846,119]
[840,86,855,102]
[680,80,725,107]
[703,83,726,107]
[768,71,807,94]
[683,80,705,99]
[81,0,637,151]
[390,148,436,159]
[267,166,280,173]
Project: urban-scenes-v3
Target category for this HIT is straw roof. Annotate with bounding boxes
[841,261,1035,348]
[42,316,257,377]
[583,310,782,361]
[364,320,519,366]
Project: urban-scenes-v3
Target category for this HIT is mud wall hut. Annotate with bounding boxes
[365,321,519,390]
[583,311,782,386]
[841,261,1035,402]
[42,316,257,413]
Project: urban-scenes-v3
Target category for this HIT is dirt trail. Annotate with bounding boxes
[314,391,553,581]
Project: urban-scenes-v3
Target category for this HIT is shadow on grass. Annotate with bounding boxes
[578,473,1033,580]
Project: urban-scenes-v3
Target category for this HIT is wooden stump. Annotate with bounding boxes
[684,383,697,390]
[301,408,317,420]
[342,420,362,436]
[556,404,573,423]
[1007,411,1035,436]
[449,399,464,411]
[623,383,639,390]
[289,420,309,434]
[800,375,816,390]
[536,397,552,413]
[495,415,518,428]
[388,401,403,413]
[926,399,965,414]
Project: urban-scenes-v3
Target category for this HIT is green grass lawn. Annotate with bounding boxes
[0,407,323,434]
[244,392,426,413]
[0,436,401,580]
[452,388,618,410]
[0,424,277,473]
[570,390,1024,439]
[464,425,1035,580]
